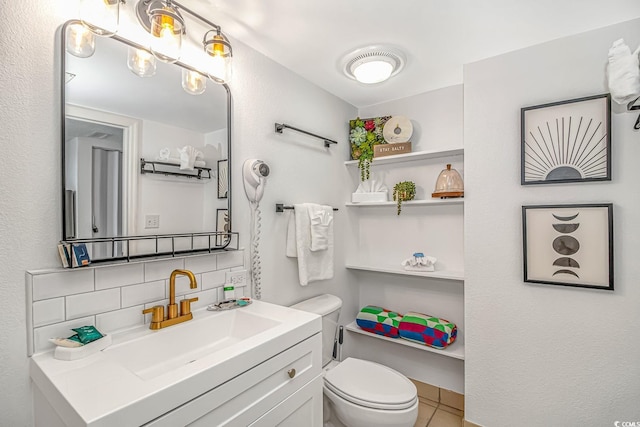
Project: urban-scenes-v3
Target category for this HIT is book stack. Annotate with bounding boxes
[57,243,91,268]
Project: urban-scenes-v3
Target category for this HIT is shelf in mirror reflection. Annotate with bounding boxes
[345,199,463,207]
[345,262,464,281]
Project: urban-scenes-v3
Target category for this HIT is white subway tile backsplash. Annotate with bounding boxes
[95,263,144,290]
[201,270,227,290]
[121,280,165,307]
[185,288,219,311]
[172,273,203,296]
[33,298,65,327]
[217,287,224,302]
[32,269,94,301]
[34,316,95,354]
[96,305,145,333]
[144,258,185,282]
[184,254,217,274]
[66,288,121,320]
[217,251,244,270]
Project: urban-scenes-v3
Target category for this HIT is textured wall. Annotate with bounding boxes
[464,19,640,425]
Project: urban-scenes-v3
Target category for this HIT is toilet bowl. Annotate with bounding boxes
[291,294,418,427]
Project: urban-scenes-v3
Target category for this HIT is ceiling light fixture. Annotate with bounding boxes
[341,45,406,84]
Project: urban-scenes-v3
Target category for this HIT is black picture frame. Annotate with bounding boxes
[522,203,613,290]
[216,208,230,246]
[217,159,228,199]
[521,94,611,185]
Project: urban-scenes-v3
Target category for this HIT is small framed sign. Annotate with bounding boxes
[521,94,611,185]
[522,203,613,290]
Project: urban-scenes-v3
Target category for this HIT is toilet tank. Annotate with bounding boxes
[290,294,342,367]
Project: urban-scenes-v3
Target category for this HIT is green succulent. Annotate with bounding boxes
[393,181,416,215]
[350,127,367,146]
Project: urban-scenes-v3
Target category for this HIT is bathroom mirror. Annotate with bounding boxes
[62,20,232,262]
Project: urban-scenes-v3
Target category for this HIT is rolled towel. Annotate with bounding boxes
[356,305,402,338]
[398,312,457,349]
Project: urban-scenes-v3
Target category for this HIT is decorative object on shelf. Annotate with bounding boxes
[177,145,204,170]
[392,181,416,215]
[401,252,437,272]
[349,116,391,181]
[606,39,640,106]
[373,142,411,158]
[355,305,403,338]
[398,312,458,349]
[521,94,611,185]
[522,203,613,290]
[351,177,388,203]
[382,116,413,143]
[432,164,464,198]
[216,208,230,246]
[217,159,228,198]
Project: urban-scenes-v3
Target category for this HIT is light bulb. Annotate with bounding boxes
[204,32,232,83]
[66,23,95,58]
[79,0,119,37]
[182,69,207,95]
[127,47,156,77]
[149,6,182,63]
[353,60,393,84]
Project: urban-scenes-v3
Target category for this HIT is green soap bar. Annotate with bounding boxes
[67,334,82,343]
[72,326,104,344]
[236,300,248,307]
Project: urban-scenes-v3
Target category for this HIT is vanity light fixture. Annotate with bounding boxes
[65,23,95,58]
[182,68,207,95]
[79,0,120,37]
[203,30,232,83]
[127,46,157,77]
[341,45,405,84]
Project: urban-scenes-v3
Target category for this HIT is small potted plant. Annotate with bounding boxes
[393,181,416,215]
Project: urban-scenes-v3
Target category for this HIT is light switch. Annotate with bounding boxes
[145,214,160,229]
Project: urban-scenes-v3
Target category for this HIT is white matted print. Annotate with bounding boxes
[521,94,611,185]
[522,204,613,290]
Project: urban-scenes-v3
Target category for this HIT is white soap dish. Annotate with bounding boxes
[54,334,112,361]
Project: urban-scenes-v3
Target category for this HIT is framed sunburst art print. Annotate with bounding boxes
[521,94,611,185]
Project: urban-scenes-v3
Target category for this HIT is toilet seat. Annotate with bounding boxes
[324,358,417,410]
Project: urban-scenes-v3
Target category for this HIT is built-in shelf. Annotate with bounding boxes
[346,263,464,281]
[344,148,464,167]
[345,321,464,360]
[345,199,463,208]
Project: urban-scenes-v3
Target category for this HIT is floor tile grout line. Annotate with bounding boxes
[425,403,439,426]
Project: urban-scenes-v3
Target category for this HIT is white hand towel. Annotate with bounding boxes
[288,204,334,286]
[158,147,171,160]
[177,145,204,170]
[286,210,298,258]
[307,204,333,252]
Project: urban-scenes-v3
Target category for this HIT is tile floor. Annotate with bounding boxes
[411,379,464,427]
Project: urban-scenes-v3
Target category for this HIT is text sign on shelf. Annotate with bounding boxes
[374,142,412,158]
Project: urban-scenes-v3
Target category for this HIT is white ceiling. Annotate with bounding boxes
[184,0,640,107]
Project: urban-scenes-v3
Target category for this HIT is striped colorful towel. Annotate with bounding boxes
[356,305,402,338]
[398,312,457,349]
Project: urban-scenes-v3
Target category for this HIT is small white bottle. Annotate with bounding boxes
[223,283,235,300]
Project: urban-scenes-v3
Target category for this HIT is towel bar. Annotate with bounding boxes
[276,203,338,213]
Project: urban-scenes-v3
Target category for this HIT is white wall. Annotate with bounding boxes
[464,19,640,425]
[0,2,356,426]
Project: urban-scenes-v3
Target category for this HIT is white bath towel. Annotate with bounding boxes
[286,204,334,286]
[307,204,333,251]
[177,145,204,170]
[156,156,207,168]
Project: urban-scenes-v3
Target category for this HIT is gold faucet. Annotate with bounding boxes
[142,269,199,330]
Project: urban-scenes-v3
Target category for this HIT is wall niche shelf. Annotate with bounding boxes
[346,263,464,281]
[345,199,463,208]
[344,148,464,167]
[345,321,464,360]
[140,158,212,180]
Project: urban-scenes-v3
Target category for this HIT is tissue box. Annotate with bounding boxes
[351,191,388,203]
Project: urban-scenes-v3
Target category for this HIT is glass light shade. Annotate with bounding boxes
[127,47,156,77]
[79,0,119,37]
[149,6,183,63]
[204,32,232,83]
[352,60,393,84]
[182,69,207,95]
[432,164,464,198]
[66,23,95,58]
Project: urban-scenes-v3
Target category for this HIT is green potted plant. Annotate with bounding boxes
[393,181,416,215]
[349,116,391,181]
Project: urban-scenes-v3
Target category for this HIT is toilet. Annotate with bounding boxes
[291,294,418,427]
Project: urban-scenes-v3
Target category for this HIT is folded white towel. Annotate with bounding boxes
[307,204,333,251]
[286,204,334,286]
[156,157,206,168]
[177,145,204,170]
[158,147,170,160]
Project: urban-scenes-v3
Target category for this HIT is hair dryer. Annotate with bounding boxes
[243,159,270,203]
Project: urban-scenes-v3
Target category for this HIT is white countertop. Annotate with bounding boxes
[30,301,321,427]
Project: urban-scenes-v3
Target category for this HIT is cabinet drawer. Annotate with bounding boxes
[145,333,322,427]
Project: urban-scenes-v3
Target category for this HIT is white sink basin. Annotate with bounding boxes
[104,309,281,380]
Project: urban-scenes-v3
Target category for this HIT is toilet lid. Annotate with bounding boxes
[324,358,417,410]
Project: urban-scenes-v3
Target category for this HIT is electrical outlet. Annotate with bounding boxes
[145,214,160,229]
[226,270,247,287]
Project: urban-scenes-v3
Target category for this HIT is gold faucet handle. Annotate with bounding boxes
[143,306,164,323]
[180,297,199,316]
